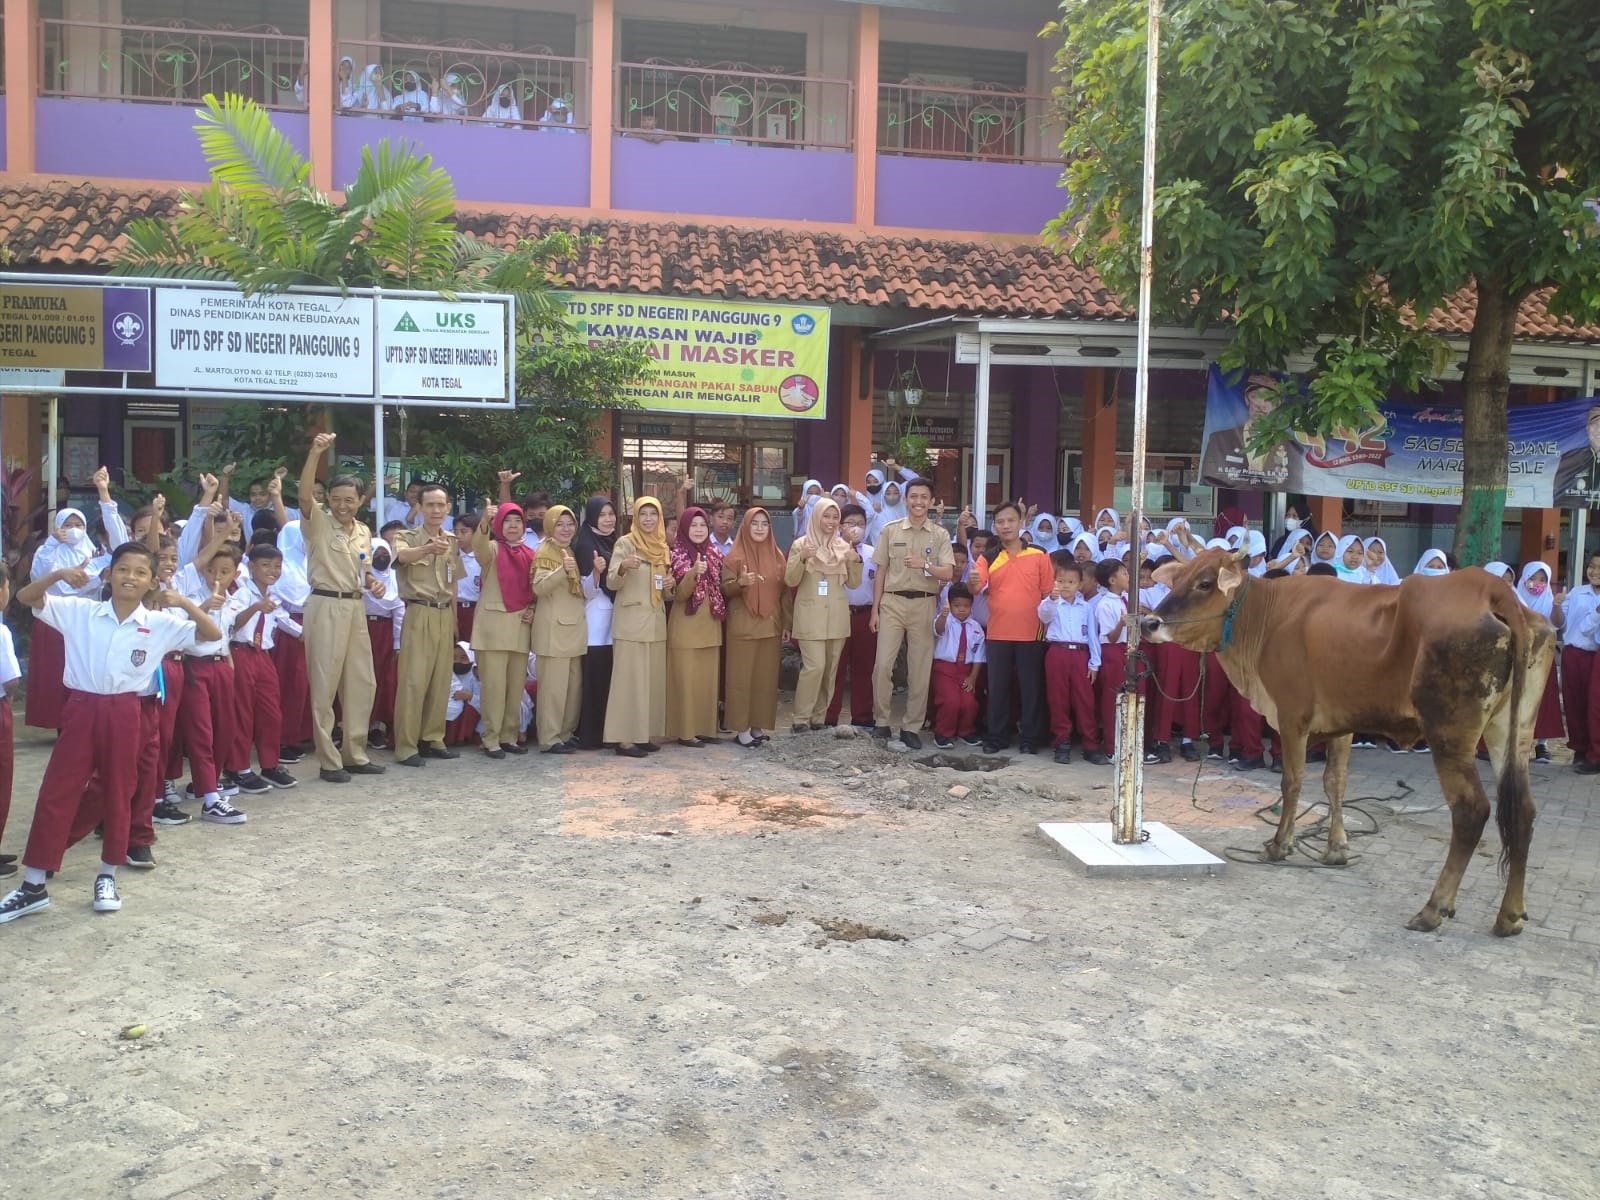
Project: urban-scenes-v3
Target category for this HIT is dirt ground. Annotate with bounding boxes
[1,706,1597,1200]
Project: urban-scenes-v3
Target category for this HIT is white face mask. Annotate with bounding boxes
[1284,517,1301,531]
[61,526,87,546]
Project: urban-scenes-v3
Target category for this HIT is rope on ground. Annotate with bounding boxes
[1220,781,1417,867]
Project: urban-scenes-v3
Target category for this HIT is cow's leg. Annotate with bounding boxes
[1319,734,1353,865]
[1407,737,1492,932]
[1263,723,1308,862]
[1486,632,1550,937]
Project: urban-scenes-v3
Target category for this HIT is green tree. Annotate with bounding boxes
[110,93,649,498]
[1049,0,1600,563]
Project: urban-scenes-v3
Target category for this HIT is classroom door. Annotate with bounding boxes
[125,422,180,484]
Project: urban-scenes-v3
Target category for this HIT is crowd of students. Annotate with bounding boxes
[2,451,1596,925]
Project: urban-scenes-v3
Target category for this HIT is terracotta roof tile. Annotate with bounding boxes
[1,180,1597,342]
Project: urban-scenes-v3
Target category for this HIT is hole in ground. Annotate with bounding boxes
[913,753,1009,773]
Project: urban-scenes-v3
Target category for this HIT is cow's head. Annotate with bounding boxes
[1141,547,1251,651]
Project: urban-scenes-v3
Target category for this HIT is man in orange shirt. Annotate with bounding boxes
[971,501,1054,754]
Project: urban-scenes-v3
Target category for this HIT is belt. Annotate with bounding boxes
[404,598,451,610]
[1050,642,1090,652]
[187,653,229,663]
[232,641,268,653]
[849,604,872,614]
[458,600,477,609]
[164,652,184,663]
[311,588,362,600]
[888,590,937,600]
[367,615,390,623]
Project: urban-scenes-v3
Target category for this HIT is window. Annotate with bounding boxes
[377,3,577,56]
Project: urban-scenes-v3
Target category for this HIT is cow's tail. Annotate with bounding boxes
[1490,587,1535,877]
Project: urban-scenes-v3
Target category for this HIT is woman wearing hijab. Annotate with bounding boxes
[26,507,112,729]
[785,498,862,733]
[272,520,315,758]
[530,505,587,754]
[1516,561,1566,763]
[792,480,824,539]
[335,55,358,110]
[721,507,787,747]
[869,479,907,541]
[1333,535,1369,583]
[666,507,725,746]
[1364,537,1401,585]
[573,497,618,751]
[1561,552,1600,774]
[605,497,671,757]
[1028,514,1063,555]
[1269,503,1315,558]
[352,63,387,112]
[485,83,522,127]
[1213,506,1248,541]
[472,503,536,759]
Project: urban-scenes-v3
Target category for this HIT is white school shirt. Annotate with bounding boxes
[1137,583,1170,614]
[580,573,615,647]
[1561,584,1600,651]
[0,622,20,691]
[34,594,197,694]
[456,550,482,602]
[383,498,423,529]
[447,670,480,721]
[227,497,300,524]
[933,614,986,665]
[230,578,302,652]
[175,566,249,657]
[1037,595,1103,670]
[845,545,878,607]
[711,533,735,557]
[1094,591,1129,646]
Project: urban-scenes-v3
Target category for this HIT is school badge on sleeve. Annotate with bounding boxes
[130,649,147,668]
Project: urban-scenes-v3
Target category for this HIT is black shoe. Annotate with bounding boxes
[1387,740,1407,754]
[346,762,386,775]
[233,771,272,795]
[1179,742,1201,763]
[616,745,648,758]
[981,741,1003,755]
[1534,743,1552,765]
[367,729,389,750]
[1082,751,1112,766]
[792,723,810,735]
[484,747,507,760]
[0,861,14,878]
[1054,745,1072,765]
[561,738,581,750]
[501,742,528,756]
[395,754,426,768]
[934,735,954,749]
[1206,746,1226,761]
[320,767,352,784]
[261,767,297,789]
[1270,760,1283,774]
[0,882,49,923]
[1019,741,1038,755]
[899,731,923,750]
[277,745,304,764]
[678,738,705,748]
[871,725,891,740]
[959,732,984,746]
[543,743,575,755]
[1574,758,1600,775]
[1144,741,1173,765]
[421,744,459,760]
[152,799,191,826]
[126,844,156,870]
[1232,756,1266,772]
[642,743,661,754]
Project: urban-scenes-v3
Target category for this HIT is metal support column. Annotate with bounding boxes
[972,336,992,526]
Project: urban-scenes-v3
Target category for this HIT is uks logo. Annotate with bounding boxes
[393,312,420,333]
[437,312,476,329]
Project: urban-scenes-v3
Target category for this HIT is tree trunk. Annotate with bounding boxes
[1453,276,1522,567]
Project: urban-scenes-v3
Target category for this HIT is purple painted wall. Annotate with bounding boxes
[37,98,309,181]
[613,137,853,223]
[1011,365,1060,507]
[333,116,589,207]
[875,156,1063,235]
[0,98,7,171]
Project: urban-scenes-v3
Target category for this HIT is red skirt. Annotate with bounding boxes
[24,619,67,729]
[1534,665,1564,742]
[445,705,480,747]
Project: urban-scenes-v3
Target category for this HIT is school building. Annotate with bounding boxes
[1,0,1599,569]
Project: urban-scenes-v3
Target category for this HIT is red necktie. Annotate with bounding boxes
[252,611,263,648]
[956,622,967,665]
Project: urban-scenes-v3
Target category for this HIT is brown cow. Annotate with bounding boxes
[1143,548,1553,937]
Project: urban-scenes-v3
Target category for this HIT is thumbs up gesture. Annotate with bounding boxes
[202,583,226,612]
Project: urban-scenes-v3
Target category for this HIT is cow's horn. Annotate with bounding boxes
[1230,547,1250,562]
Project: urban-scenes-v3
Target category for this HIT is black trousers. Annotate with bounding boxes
[986,639,1045,746]
[577,644,615,749]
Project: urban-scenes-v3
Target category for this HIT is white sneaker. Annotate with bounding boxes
[92,874,121,913]
[201,798,247,825]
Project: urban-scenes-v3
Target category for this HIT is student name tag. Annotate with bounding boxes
[817,579,829,597]
[653,575,664,591]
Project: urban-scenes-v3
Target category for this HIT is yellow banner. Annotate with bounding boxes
[0,285,110,369]
[558,291,830,420]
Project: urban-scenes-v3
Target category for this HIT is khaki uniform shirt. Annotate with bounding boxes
[393,526,456,604]
[301,504,371,593]
[873,518,954,597]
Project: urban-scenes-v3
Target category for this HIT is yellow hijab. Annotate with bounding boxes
[532,504,583,597]
[628,496,671,606]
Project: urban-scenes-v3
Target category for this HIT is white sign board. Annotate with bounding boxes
[0,367,66,390]
[376,297,511,402]
[155,287,374,397]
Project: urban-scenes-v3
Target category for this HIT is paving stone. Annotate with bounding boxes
[957,927,1013,951]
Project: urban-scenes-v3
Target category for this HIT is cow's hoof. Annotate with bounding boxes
[1262,839,1293,863]
[1405,909,1443,933]
[1492,912,1527,938]
[1321,846,1350,867]
[1441,907,1456,920]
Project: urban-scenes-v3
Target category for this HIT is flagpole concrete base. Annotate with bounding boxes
[1037,821,1225,879]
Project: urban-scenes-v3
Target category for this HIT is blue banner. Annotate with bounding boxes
[1199,365,1600,508]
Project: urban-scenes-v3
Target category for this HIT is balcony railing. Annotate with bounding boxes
[616,60,852,150]
[336,38,588,130]
[878,80,1057,164]
[41,18,307,109]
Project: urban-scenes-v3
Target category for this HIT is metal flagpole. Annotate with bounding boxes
[1112,0,1162,845]
[46,395,60,530]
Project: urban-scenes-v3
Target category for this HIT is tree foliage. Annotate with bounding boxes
[1048,0,1600,562]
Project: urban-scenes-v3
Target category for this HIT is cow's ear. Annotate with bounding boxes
[1152,560,1182,588]
[1217,562,1245,596]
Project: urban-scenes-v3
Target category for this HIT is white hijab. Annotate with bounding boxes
[1412,549,1450,578]
[1069,531,1101,563]
[793,479,824,537]
[1277,527,1312,573]
[1224,525,1249,553]
[1246,529,1268,577]
[1164,516,1196,561]
[486,84,522,125]
[1333,534,1368,583]
[274,520,312,607]
[1516,561,1554,617]
[871,480,907,537]
[1312,530,1340,563]
[1364,537,1401,585]
[1029,513,1062,554]
[1482,561,1513,585]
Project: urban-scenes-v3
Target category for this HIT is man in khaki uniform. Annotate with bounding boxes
[870,477,955,750]
[298,433,387,783]
[391,483,459,767]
